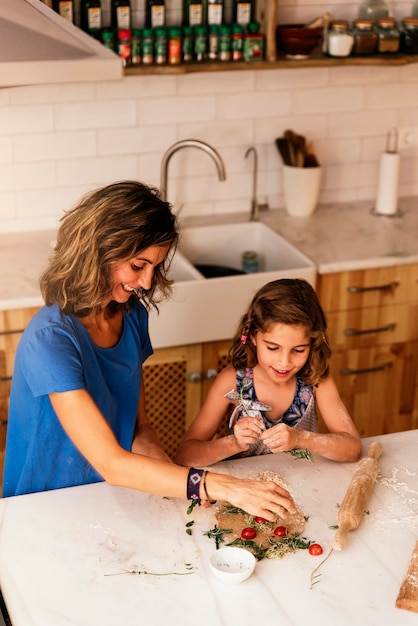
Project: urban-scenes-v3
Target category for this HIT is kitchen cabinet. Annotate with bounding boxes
[0,307,41,493]
[316,263,418,438]
[143,339,231,459]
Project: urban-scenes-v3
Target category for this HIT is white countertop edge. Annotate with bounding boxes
[317,254,418,274]
[0,297,43,311]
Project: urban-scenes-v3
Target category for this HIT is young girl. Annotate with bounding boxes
[176,278,361,467]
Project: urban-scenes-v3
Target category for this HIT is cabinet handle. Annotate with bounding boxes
[341,361,392,375]
[344,322,396,336]
[188,371,202,383]
[0,420,7,426]
[205,368,218,380]
[0,376,12,382]
[347,281,399,293]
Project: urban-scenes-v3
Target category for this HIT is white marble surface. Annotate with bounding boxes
[0,430,417,626]
[0,198,417,311]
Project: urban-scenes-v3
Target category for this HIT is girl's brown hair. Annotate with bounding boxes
[229,278,331,386]
[40,180,179,316]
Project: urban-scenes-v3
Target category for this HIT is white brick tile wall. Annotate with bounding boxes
[0,0,418,231]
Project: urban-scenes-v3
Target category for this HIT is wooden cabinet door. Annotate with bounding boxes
[142,344,203,460]
[0,307,40,494]
[330,341,418,437]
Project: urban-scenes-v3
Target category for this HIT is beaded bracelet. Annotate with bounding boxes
[203,470,217,505]
[187,467,204,501]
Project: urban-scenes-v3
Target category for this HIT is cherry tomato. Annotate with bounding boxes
[308,543,323,556]
[254,516,268,524]
[273,526,287,537]
[241,527,257,540]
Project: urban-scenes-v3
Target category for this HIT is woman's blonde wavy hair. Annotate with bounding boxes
[40,180,179,316]
[229,278,331,387]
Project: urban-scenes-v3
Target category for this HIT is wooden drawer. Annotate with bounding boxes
[331,341,418,437]
[318,264,418,313]
[326,302,418,350]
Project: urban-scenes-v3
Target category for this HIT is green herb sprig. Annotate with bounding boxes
[285,448,313,461]
[203,525,233,549]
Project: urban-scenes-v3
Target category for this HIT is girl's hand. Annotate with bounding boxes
[260,423,299,453]
[233,416,264,451]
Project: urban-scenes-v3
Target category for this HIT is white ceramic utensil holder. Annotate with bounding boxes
[282,164,322,218]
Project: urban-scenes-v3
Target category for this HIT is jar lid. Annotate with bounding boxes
[219,24,232,33]
[246,22,260,33]
[194,24,208,34]
[168,27,182,36]
[142,28,153,36]
[402,17,418,28]
[353,19,374,29]
[118,29,132,38]
[232,23,244,33]
[329,20,350,30]
[376,16,396,26]
[154,27,167,35]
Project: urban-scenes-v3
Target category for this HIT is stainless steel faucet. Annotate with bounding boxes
[244,146,259,222]
[160,139,226,202]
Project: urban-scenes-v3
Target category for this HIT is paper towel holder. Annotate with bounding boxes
[371,127,402,218]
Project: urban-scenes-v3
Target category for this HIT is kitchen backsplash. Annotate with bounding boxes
[0,0,417,232]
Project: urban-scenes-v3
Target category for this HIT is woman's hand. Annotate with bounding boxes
[260,423,299,454]
[208,472,297,522]
[233,416,264,451]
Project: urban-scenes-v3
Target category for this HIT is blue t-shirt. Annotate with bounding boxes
[2,300,152,498]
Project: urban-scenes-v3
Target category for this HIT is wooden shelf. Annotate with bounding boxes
[124,51,418,76]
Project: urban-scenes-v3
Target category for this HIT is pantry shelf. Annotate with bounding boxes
[123,51,418,75]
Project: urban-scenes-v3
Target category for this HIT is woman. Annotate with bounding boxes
[2,181,295,522]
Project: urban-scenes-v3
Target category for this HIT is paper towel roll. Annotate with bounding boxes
[375,152,400,216]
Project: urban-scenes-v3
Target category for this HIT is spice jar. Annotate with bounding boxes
[154,26,167,64]
[208,24,219,60]
[375,17,400,53]
[142,28,154,64]
[243,22,265,61]
[326,20,354,57]
[168,26,182,64]
[131,28,141,64]
[117,29,132,66]
[352,19,377,55]
[232,23,244,60]
[399,17,418,54]
[193,25,207,62]
[182,26,193,61]
[218,24,232,61]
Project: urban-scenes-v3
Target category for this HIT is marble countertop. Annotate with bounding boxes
[0,430,417,626]
[0,198,417,311]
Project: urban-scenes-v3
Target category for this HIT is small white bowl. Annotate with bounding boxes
[209,547,256,584]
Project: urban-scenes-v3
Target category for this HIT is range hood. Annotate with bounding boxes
[0,0,123,87]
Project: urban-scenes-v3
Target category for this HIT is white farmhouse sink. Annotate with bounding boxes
[149,222,316,349]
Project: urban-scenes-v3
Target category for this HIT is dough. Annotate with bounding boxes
[214,471,307,559]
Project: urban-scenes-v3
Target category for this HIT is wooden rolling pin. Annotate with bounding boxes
[333,442,382,551]
[396,540,418,613]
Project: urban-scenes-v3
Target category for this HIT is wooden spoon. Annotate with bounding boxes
[275,137,292,166]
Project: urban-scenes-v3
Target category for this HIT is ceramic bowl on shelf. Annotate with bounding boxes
[209,547,256,584]
[276,23,323,58]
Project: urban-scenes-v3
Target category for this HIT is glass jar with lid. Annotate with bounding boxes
[326,20,354,57]
[375,16,400,53]
[358,0,389,20]
[352,19,378,54]
[399,17,418,54]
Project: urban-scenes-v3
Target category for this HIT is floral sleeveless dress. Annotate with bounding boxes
[224,367,318,458]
